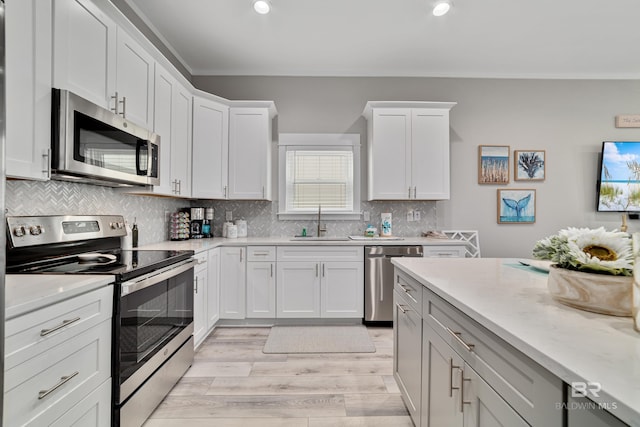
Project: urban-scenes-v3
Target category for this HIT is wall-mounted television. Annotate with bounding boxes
[597,141,640,212]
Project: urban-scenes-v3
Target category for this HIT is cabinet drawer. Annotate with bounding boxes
[5,285,113,371]
[51,378,111,427]
[394,270,422,314]
[4,319,111,426]
[423,245,465,258]
[422,289,562,426]
[277,245,363,262]
[247,246,276,262]
[193,252,208,271]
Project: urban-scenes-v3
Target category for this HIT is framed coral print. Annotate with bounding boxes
[478,145,509,184]
[497,189,536,224]
[515,150,545,181]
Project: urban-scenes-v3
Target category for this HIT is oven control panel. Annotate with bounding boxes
[6,215,128,248]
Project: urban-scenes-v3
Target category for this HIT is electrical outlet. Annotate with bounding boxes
[225,210,233,221]
[414,211,421,221]
[407,210,414,222]
[363,211,370,222]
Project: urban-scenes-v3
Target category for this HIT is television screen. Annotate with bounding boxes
[597,141,640,212]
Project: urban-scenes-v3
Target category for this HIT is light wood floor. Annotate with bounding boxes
[143,326,412,427]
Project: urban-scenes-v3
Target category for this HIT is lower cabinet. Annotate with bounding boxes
[246,246,277,318]
[207,247,221,329]
[220,247,247,319]
[193,252,208,347]
[277,261,320,317]
[394,268,564,427]
[50,379,112,427]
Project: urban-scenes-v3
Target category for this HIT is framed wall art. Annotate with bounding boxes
[515,150,545,181]
[497,189,536,224]
[478,145,509,184]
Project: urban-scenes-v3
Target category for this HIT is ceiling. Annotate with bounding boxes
[123,0,640,79]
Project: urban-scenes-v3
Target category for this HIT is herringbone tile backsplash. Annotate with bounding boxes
[6,180,439,244]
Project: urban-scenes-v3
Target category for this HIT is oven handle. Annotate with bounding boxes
[121,259,195,297]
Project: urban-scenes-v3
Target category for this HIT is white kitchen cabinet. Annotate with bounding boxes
[193,252,208,347]
[246,247,277,318]
[171,82,193,197]
[227,105,276,200]
[276,246,364,319]
[276,261,321,318]
[363,101,456,200]
[207,248,221,330]
[115,27,154,128]
[4,285,112,427]
[192,94,230,199]
[5,0,52,180]
[423,244,466,258]
[53,0,117,110]
[220,247,247,319]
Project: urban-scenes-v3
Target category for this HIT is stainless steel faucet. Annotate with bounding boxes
[317,205,327,237]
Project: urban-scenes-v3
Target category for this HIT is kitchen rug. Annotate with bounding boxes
[263,325,376,354]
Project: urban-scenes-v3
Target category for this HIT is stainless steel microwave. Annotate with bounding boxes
[51,88,160,187]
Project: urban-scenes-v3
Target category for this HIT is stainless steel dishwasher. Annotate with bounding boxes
[365,245,424,323]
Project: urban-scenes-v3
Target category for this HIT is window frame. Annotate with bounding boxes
[278,133,361,220]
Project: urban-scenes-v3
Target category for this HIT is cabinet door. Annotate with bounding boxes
[246,262,276,318]
[193,263,208,347]
[368,109,411,200]
[228,108,271,200]
[53,0,116,109]
[321,261,363,318]
[171,83,192,197]
[393,290,422,424]
[5,0,52,180]
[50,379,111,427]
[207,248,221,329]
[276,262,320,318]
[462,363,528,427]
[220,247,246,319]
[115,28,154,129]
[422,321,464,427]
[150,64,174,195]
[192,97,229,199]
[411,108,450,200]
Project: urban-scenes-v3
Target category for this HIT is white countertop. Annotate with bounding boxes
[390,257,640,426]
[5,275,115,320]
[141,236,467,253]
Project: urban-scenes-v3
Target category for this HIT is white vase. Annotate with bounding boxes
[547,265,632,317]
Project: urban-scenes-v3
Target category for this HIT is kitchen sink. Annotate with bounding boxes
[290,236,351,241]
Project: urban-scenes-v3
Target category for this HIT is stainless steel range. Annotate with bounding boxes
[6,215,195,427]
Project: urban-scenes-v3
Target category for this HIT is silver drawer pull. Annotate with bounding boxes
[446,327,475,352]
[253,252,270,256]
[449,358,461,397]
[38,371,79,399]
[397,303,409,314]
[460,372,471,412]
[399,284,412,293]
[40,317,81,336]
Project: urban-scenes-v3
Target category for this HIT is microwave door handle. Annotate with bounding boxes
[136,140,147,176]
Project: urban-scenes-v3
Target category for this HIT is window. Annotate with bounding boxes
[278,134,361,219]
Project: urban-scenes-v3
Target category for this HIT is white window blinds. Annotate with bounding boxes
[285,149,354,211]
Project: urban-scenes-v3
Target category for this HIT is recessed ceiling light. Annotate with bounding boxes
[253,0,272,14]
[432,0,452,17]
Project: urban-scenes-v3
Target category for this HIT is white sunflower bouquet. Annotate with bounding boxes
[532,227,634,276]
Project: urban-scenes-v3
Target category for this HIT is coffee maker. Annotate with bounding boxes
[203,208,214,238]
[190,207,204,239]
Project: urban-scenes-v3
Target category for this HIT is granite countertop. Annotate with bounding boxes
[141,236,467,253]
[5,275,115,320]
[390,257,640,426]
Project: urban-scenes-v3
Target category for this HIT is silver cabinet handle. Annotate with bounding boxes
[194,276,198,293]
[40,317,81,336]
[449,358,461,397]
[414,186,417,199]
[120,96,126,118]
[38,371,79,399]
[398,284,411,293]
[408,187,411,198]
[262,186,265,198]
[270,263,273,277]
[446,327,475,352]
[111,92,119,115]
[396,303,409,314]
[399,285,417,304]
[239,248,243,263]
[315,263,319,277]
[460,371,471,412]
[322,263,325,277]
[253,252,270,256]
[177,179,182,195]
[224,185,228,198]
[42,149,51,178]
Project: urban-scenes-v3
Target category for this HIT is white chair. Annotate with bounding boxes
[442,230,481,258]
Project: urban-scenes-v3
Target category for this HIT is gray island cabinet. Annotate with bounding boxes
[391,257,636,427]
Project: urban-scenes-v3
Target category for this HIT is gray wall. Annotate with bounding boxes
[193,76,640,258]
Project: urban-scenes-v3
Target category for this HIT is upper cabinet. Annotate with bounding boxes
[192,94,229,199]
[363,101,456,201]
[5,0,52,180]
[53,0,154,129]
[227,105,276,200]
[171,83,193,198]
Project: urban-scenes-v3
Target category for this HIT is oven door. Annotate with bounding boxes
[52,88,160,187]
[115,259,194,404]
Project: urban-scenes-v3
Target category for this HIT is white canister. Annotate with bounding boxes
[235,219,247,237]
[227,224,238,239]
[222,221,233,238]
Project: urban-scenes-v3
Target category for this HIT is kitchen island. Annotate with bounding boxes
[391,257,638,426]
